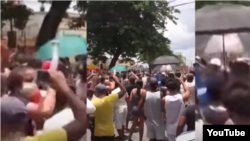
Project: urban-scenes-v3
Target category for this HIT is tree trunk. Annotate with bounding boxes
[10,19,13,31]
[35,1,71,50]
[109,53,120,69]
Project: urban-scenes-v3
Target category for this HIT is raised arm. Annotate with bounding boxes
[112,75,126,99]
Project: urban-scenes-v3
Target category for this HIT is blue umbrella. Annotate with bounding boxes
[109,65,127,73]
[37,35,87,60]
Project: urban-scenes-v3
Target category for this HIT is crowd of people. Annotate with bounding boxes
[1,54,91,141]
[1,52,196,141]
[87,69,196,141]
[195,56,250,140]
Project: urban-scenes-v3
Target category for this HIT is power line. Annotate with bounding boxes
[179,8,195,11]
[168,1,195,8]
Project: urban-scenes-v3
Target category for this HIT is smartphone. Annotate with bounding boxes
[109,76,113,82]
[34,70,51,84]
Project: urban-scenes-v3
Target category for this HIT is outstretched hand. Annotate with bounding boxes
[48,70,68,92]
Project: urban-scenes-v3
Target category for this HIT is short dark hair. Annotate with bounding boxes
[7,66,28,91]
[166,78,179,91]
[175,71,181,78]
[186,73,194,82]
[129,76,136,84]
[222,78,250,119]
[149,77,158,90]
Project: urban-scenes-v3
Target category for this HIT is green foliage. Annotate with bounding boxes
[118,58,135,66]
[87,1,179,68]
[38,0,87,28]
[68,1,86,29]
[173,53,185,64]
[196,1,250,10]
[1,1,33,30]
[138,43,173,64]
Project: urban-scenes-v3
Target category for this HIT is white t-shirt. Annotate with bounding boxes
[42,108,86,141]
[164,94,185,135]
[111,88,128,109]
[42,99,96,141]
[176,131,195,141]
[142,76,147,87]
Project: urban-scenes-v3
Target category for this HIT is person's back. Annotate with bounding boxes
[126,84,137,96]
[142,76,147,88]
[111,87,127,108]
[132,90,140,107]
[92,94,118,136]
[144,91,164,126]
[185,73,195,105]
[184,105,195,131]
[164,93,185,135]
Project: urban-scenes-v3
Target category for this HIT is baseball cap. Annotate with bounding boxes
[95,83,107,93]
[209,58,221,66]
[1,96,28,125]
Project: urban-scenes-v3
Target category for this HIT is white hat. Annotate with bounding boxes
[209,58,221,66]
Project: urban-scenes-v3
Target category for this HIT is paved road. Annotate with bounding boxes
[86,122,149,141]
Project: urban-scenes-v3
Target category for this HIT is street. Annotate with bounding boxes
[86,122,151,141]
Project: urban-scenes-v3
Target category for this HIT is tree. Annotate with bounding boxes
[196,1,250,10]
[36,1,72,49]
[68,1,86,29]
[36,0,87,50]
[1,1,33,31]
[138,43,174,64]
[87,1,179,69]
[1,1,33,48]
[174,53,185,64]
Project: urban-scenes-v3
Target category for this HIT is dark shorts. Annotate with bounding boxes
[131,106,142,117]
[89,118,95,141]
[94,135,115,141]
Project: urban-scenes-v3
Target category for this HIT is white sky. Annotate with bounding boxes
[166,0,195,66]
[23,0,78,13]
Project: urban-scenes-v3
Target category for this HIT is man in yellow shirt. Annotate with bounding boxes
[91,75,127,141]
[1,70,86,141]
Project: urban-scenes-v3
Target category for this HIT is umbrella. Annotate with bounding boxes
[137,64,149,71]
[196,33,250,61]
[205,33,244,54]
[159,65,172,72]
[37,35,87,60]
[109,65,127,73]
[196,3,250,35]
[152,65,179,72]
[151,56,179,65]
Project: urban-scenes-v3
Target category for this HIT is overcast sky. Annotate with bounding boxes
[167,0,195,66]
[23,0,77,13]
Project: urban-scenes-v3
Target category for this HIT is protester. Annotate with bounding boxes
[84,67,195,141]
[139,78,165,141]
[112,85,129,140]
[162,76,190,141]
[128,80,146,141]
[125,76,137,130]
[176,104,195,136]
[89,74,126,141]
[1,70,87,141]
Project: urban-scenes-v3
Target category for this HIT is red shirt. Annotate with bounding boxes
[29,89,43,104]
